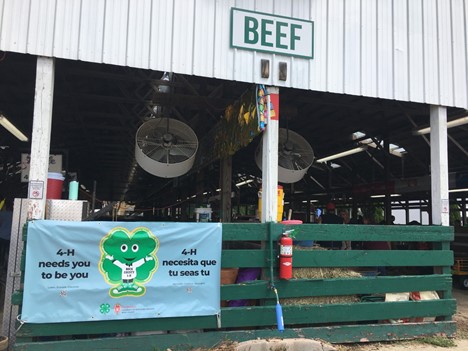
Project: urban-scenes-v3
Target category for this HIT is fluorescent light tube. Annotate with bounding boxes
[449,188,468,193]
[370,194,402,198]
[316,146,367,163]
[413,116,468,135]
[0,114,28,142]
[235,179,254,187]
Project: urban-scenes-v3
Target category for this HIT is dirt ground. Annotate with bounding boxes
[335,287,468,351]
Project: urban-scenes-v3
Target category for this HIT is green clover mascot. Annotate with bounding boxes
[99,227,159,297]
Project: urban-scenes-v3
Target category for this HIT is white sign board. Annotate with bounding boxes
[230,8,314,58]
[442,199,450,213]
[28,180,44,199]
[21,154,63,182]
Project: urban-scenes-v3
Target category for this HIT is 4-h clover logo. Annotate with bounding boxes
[100,303,111,314]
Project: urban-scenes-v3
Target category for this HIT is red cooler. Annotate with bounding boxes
[47,172,64,199]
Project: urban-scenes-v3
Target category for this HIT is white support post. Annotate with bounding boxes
[430,105,449,226]
[261,87,279,223]
[27,57,55,220]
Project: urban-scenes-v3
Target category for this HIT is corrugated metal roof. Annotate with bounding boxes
[0,0,467,109]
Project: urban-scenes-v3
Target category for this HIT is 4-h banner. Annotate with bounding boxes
[22,220,222,323]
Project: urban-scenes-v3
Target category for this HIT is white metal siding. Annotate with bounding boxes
[213,0,235,81]
[393,0,409,102]
[272,0,293,89]
[149,0,173,72]
[1,0,468,109]
[127,0,152,69]
[291,0,310,89]
[344,0,361,96]
[193,0,215,77]
[172,0,194,74]
[1,0,31,53]
[452,0,468,108]
[423,0,440,105]
[0,0,4,45]
[361,0,378,98]
[309,0,327,92]
[438,0,454,107]
[377,0,394,100]
[233,0,254,84]
[79,0,105,63]
[54,0,81,59]
[327,0,344,94]
[408,0,425,103]
[103,0,129,67]
[28,0,56,57]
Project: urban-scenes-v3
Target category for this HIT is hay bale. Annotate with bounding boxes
[292,266,362,279]
[281,295,360,305]
[281,245,362,305]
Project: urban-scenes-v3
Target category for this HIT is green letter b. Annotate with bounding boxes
[244,16,258,44]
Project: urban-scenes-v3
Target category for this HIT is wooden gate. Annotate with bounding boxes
[13,222,455,350]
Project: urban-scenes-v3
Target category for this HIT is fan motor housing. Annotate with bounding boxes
[135,118,199,178]
[255,128,314,183]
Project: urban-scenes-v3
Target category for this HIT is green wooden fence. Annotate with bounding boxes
[13,222,455,351]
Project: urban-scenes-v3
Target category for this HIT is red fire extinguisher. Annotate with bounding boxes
[279,230,293,279]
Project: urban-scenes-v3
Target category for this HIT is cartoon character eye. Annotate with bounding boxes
[121,244,128,252]
[132,244,139,252]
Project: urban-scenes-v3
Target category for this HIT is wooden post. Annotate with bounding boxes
[463,197,467,226]
[306,198,311,223]
[220,156,232,222]
[430,105,449,226]
[384,136,392,223]
[261,87,279,223]
[405,199,410,224]
[27,57,55,220]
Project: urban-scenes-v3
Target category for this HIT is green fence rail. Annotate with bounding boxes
[13,222,455,351]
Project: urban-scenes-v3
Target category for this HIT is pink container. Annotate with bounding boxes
[46,172,64,199]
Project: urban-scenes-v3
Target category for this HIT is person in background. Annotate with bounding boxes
[317,201,343,249]
[363,215,391,275]
[340,210,350,224]
[409,220,430,250]
[339,209,352,250]
[408,220,431,274]
[321,201,343,224]
[363,216,391,250]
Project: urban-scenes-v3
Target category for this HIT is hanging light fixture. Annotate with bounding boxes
[316,146,367,163]
[0,113,28,142]
[413,115,468,135]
